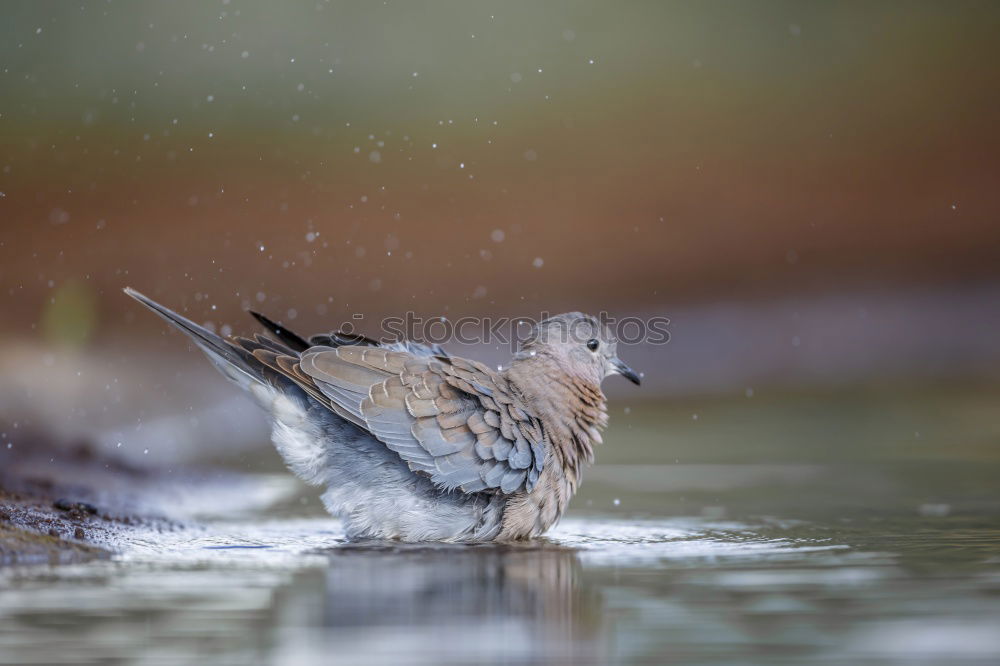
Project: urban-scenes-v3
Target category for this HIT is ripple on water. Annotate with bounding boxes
[550,516,849,567]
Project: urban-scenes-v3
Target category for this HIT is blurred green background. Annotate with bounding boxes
[1,1,999,464]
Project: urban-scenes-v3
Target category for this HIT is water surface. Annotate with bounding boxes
[1,390,999,665]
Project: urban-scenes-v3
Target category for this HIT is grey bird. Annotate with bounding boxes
[124,288,640,542]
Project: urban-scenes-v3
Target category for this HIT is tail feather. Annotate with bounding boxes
[123,287,263,386]
[248,310,312,352]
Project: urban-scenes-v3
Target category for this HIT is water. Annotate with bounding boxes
[1,391,999,664]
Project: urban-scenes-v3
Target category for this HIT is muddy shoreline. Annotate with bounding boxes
[0,429,184,566]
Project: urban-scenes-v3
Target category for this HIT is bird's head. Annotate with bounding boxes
[514,312,641,387]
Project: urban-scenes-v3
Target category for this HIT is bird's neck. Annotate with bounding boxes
[504,356,608,487]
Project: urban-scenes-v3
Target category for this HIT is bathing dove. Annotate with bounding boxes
[124,288,640,542]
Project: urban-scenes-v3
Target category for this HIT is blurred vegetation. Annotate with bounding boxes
[2,1,999,330]
[41,280,98,348]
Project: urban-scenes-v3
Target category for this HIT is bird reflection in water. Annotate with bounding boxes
[301,543,606,664]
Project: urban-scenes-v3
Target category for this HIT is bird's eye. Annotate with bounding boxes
[586,338,600,351]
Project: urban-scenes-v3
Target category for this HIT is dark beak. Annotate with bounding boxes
[613,358,641,386]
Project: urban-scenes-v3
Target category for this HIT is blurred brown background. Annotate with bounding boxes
[2,1,999,463]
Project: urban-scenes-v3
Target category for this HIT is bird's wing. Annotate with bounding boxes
[246,343,546,494]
